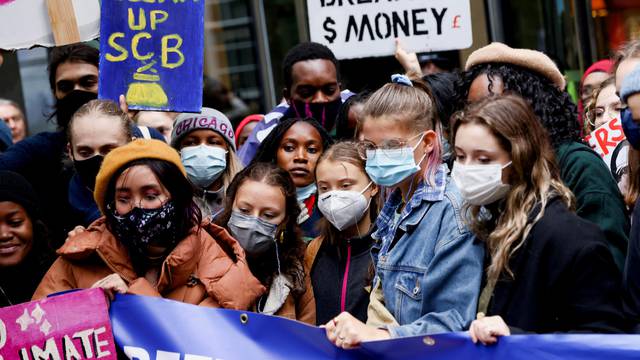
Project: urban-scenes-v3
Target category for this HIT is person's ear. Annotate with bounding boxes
[283,87,291,104]
[370,183,379,198]
[422,130,437,154]
[66,142,74,160]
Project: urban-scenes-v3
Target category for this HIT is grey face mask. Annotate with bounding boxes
[228,210,278,258]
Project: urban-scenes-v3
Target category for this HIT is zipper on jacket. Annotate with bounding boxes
[340,241,352,313]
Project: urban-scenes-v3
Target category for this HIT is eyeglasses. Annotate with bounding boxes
[356,133,424,160]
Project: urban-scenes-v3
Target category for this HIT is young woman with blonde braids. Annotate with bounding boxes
[451,94,628,344]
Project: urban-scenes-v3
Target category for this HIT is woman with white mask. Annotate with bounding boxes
[171,108,243,220]
[452,95,628,345]
[323,75,483,349]
[307,141,379,325]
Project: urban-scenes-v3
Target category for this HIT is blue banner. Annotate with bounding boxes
[99,0,204,112]
[110,294,640,359]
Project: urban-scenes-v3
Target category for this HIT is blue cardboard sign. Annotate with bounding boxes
[98,0,204,112]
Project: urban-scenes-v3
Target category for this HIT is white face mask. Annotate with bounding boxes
[451,161,512,206]
[317,182,373,231]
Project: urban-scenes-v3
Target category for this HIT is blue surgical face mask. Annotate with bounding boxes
[621,108,640,150]
[296,183,317,202]
[181,144,227,189]
[365,133,427,187]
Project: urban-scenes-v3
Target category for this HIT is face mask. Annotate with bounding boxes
[621,108,640,150]
[365,133,426,187]
[228,210,278,258]
[108,201,180,259]
[318,182,372,231]
[452,162,512,206]
[54,90,97,130]
[291,97,342,130]
[296,183,317,203]
[73,154,104,191]
[181,144,227,189]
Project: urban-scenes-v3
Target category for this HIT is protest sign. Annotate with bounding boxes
[586,117,627,171]
[99,0,204,112]
[0,288,116,360]
[110,293,640,360]
[307,0,472,60]
[0,0,99,50]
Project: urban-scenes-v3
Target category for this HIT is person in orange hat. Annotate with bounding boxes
[33,139,265,309]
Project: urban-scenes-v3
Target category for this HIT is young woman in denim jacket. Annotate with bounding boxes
[454,95,627,344]
[323,75,484,349]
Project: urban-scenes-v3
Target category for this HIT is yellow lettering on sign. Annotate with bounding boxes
[161,34,184,69]
[105,33,128,62]
[150,10,169,30]
[128,8,146,30]
[131,32,154,60]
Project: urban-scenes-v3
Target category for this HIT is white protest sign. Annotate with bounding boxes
[0,0,99,50]
[586,117,627,171]
[307,0,472,60]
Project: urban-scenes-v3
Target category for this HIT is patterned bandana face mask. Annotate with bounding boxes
[109,201,180,259]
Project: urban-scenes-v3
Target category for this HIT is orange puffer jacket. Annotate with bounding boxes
[32,218,266,309]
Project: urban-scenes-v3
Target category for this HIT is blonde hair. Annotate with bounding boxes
[453,94,574,286]
[68,99,132,145]
[360,78,442,185]
[223,150,243,192]
[583,77,615,134]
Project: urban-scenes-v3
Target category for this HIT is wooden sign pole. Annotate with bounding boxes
[46,0,81,45]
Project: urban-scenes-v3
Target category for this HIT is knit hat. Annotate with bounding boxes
[0,171,39,218]
[94,139,186,214]
[620,64,640,103]
[171,108,236,151]
[465,42,566,90]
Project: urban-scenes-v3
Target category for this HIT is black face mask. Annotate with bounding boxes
[290,97,342,131]
[108,201,180,269]
[73,155,103,191]
[54,90,97,130]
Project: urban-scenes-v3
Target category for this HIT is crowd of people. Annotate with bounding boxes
[1,37,640,351]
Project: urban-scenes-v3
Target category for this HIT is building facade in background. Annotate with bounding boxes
[0,0,638,135]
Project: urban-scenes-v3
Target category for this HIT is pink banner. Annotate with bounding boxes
[0,288,116,360]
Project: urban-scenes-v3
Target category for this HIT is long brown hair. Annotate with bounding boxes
[216,162,306,295]
[453,94,574,286]
[315,141,379,245]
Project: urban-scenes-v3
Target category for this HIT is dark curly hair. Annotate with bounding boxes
[250,117,334,166]
[216,162,306,296]
[282,42,340,90]
[423,72,459,133]
[455,63,581,148]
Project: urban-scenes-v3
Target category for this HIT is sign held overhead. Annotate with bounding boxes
[307,0,472,60]
[98,0,204,113]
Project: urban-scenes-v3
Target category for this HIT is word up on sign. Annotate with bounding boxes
[99,0,204,113]
[307,0,472,59]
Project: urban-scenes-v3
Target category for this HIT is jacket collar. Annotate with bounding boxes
[57,217,204,291]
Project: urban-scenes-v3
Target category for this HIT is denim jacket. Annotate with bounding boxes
[371,165,484,338]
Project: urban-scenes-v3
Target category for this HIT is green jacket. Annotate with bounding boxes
[556,141,629,271]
